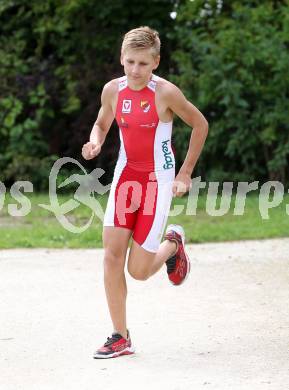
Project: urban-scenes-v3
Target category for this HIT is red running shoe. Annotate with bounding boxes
[93,330,135,359]
[164,225,190,286]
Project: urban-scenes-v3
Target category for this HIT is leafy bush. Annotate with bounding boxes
[170,0,289,183]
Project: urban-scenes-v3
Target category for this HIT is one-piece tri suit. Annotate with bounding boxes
[103,74,175,252]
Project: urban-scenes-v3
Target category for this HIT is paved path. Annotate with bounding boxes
[1,239,289,390]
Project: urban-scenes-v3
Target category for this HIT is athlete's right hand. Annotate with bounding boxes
[81,142,101,160]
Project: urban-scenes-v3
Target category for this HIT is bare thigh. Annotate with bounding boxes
[127,239,156,280]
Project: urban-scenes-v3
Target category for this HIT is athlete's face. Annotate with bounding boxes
[121,48,160,90]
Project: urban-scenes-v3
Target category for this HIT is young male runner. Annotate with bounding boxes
[82,26,208,358]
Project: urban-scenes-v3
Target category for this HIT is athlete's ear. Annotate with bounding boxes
[153,55,160,70]
[120,53,124,66]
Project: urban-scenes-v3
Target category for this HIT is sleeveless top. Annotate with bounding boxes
[114,74,175,173]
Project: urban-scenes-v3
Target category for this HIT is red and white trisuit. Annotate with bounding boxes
[104,74,175,252]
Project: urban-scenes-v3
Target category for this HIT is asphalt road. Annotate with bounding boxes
[1,239,289,390]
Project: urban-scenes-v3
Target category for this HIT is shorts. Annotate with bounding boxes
[103,164,175,253]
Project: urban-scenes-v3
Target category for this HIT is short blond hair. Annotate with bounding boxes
[121,26,161,57]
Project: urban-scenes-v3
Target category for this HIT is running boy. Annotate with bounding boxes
[82,26,208,358]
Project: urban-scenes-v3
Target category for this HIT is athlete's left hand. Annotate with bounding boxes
[172,172,192,197]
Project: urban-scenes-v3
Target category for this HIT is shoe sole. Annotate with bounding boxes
[166,225,191,286]
[93,346,135,359]
[170,255,190,286]
[179,253,191,285]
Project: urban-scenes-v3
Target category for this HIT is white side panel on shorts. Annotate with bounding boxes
[103,130,127,226]
[141,180,173,252]
[141,120,175,252]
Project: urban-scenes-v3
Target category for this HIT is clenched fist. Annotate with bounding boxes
[172,172,192,197]
[82,142,101,160]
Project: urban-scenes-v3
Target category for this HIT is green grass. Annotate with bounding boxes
[0,192,288,248]
[169,194,289,243]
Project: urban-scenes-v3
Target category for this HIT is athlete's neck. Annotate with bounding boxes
[127,74,152,91]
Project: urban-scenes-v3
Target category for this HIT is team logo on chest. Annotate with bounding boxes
[122,99,131,113]
[140,100,150,113]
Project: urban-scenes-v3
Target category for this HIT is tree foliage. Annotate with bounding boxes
[0,0,288,189]
[171,0,289,182]
[0,0,175,188]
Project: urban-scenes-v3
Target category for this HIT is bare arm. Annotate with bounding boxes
[165,83,209,196]
[82,80,116,160]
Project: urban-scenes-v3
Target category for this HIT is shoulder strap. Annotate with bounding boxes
[147,74,158,92]
[118,76,127,91]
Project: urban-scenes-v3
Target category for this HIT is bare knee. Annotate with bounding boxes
[104,249,125,273]
[127,266,151,281]
[127,241,157,281]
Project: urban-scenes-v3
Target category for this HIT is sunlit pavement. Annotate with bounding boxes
[1,239,289,390]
